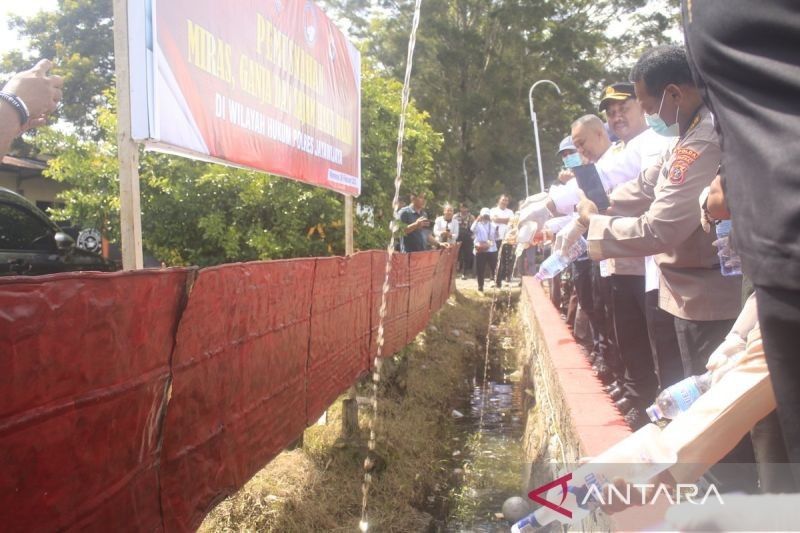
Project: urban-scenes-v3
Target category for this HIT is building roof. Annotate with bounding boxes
[1,155,47,171]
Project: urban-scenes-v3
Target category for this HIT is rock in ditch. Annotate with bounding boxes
[502,496,532,523]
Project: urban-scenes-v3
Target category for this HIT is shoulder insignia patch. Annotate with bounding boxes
[668,147,700,185]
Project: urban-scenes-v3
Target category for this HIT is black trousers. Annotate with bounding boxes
[475,251,497,291]
[750,411,799,493]
[571,260,608,359]
[457,237,474,275]
[495,242,514,285]
[591,264,623,378]
[673,315,735,377]
[611,275,658,408]
[755,286,800,482]
[644,290,684,389]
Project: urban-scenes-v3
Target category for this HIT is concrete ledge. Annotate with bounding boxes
[521,277,671,530]
[522,276,631,456]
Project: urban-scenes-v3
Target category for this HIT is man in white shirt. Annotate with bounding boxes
[546,93,678,428]
[596,84,682,428]
[433,203,459,246]
[490,195,515,286]
[472,208,499,292]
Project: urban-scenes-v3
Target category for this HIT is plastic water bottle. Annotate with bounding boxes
[714,220,742,277]
[599,259,612,277]
[512,424,676,531]
[646,373,712,422]
[646,352,743,422]
[511,485,595,531]
[534,237,587,281]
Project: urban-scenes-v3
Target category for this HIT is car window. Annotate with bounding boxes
[0,203,57,251]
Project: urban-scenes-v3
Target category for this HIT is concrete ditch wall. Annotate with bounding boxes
[519,277,666,531]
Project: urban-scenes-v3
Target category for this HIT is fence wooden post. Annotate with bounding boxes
[341,194,360,440]
[112,0,143,270]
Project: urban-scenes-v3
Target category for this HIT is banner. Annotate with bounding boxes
[130,0,361,196]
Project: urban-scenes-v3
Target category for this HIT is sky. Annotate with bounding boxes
[0,0,58,58]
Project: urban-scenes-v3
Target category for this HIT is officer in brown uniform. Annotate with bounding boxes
[574,46,742,377]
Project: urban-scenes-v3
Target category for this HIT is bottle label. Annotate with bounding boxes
[670,380,702,412]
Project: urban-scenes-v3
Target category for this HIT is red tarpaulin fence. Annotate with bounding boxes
[0,247,457,532]
[0,269,193,532]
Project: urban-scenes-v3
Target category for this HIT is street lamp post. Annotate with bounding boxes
[522,153,534,197]
[528,80,561,194]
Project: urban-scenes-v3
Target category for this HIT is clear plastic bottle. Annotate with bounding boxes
[714,220,742,277]
[511,485,595,531]
[646,352,743,422]
[534,237,587,281]
[646,373,712,422]
[599,259,612,278]
[512,424,676,531]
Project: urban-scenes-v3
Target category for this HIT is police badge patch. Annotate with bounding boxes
[668,147,700,185]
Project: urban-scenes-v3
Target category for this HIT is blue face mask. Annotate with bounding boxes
[645,90,680,137]
[562,153,582,168]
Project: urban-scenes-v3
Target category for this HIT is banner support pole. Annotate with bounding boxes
[345,194,354,255]
[113,0,144,270]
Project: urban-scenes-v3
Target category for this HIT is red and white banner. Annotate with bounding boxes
[131,0,361,195]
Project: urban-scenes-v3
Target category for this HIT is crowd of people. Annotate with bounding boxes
[394,11,799,522]
[507,8,799,522]
[397,191,539,293]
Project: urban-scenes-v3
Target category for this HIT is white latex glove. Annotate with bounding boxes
[706,293,757,377]
[706,333,746,373]
[553,219,588,257]
[518,195,552,229]
[543,214,575,235]
[518,191,549,211]
[516,220,538,246]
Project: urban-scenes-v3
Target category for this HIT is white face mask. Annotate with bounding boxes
[645,90,680,137]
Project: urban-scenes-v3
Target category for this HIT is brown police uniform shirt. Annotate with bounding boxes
[586,105,741,321]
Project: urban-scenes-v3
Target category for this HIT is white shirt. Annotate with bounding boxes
[597,128,673,186]
[490,206,514,239]
[625,130,675,291]
[550,129,674,216]
[471,220,498,253]
[433,216,459,245]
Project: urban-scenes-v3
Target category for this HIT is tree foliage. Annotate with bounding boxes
[2,0,114,137]
[331,0,679,206]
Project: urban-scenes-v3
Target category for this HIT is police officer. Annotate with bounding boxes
[596,83,684,424]
[572,46,742,378]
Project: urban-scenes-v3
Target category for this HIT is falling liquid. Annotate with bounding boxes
[359,520,369,532]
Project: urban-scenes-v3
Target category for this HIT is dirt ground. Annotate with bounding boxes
[199,280,518,532]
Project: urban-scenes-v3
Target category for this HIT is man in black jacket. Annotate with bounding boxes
[682,0,800,479]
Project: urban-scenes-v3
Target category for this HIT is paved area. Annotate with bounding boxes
[455,275,524,295]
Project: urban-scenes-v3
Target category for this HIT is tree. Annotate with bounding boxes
[346,0,679,207]
[2,0,114,137]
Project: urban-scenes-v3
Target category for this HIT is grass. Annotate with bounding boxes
[199,287,495,532]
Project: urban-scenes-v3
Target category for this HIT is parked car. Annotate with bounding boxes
[0,187,116,276]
